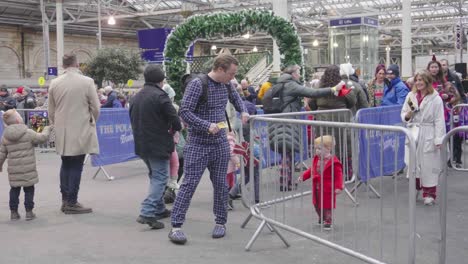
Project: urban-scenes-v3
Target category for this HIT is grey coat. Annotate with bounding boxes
[277,73,334,113]
[0,124,50,187]
[269,73,335,153]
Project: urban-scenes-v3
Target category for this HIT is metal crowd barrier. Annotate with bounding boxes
[439,125,468,264]
[242,116,417,264]
[238,109,358,211]
[449,104,468,171]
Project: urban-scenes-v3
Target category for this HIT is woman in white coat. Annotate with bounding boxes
[401,70,445,206]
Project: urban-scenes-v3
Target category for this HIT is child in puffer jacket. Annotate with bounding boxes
[0,109,51,221]
[226,132,240,189]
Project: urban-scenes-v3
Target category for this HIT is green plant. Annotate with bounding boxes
[164,10,303,100]
[85,48,143,88]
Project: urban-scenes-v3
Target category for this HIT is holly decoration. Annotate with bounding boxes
[164,9,303,100]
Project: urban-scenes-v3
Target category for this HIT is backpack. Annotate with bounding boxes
[181,73,232,131]
[181,73,210,111]
[262,83,291,114]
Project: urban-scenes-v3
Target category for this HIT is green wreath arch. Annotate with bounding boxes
[163,10,303,99]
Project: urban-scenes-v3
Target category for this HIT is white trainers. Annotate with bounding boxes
[167,178,180,190]
[423,197,435,206]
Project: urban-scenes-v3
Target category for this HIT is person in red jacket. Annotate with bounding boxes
[299,135,343,230]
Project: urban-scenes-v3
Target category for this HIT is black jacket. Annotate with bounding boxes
[129,83,181,159]
[0,93,16,111]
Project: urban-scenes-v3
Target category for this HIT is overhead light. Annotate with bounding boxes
[333,43,338,48]
[242,32,250,39]
[385,46,391,51]
[108,16,116,25]
[211,45,217,50]
[252,46,258,52]
[312,40,319,47]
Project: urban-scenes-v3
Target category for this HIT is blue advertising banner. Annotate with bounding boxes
[356,105,406,182]
[91,109,138,167]
[138,28,194,62]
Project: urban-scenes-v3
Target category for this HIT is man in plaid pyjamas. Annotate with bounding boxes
[169,54,249,244]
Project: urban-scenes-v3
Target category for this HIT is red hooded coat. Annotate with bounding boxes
[302,155,344,209]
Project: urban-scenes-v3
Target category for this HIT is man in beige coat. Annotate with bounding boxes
[48,53,100,214]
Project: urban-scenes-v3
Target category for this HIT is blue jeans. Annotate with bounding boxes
[140,157,169,218]
[10,185,35,211]
[60,155,85,205]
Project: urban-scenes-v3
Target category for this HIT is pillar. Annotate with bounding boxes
[271,0,289,71]
[401,0,412,78]
[56,0,64,73]
[40,0,50,78]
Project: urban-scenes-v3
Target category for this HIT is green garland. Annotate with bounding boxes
[164,10,303,100]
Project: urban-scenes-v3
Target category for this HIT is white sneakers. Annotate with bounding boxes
[423,197,435,206]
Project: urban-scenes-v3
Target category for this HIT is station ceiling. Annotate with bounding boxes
[0,0,466,56]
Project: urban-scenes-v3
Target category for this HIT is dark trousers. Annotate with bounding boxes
[60,155,86,205]
[10,185,35,211]
[453,134,463,164]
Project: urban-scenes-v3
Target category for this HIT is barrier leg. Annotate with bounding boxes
[241,213,253,229]
[245,219,290,251]
[367,182,381,198]
[349,181,363,194]
[242,207,274,232]
[245,220,267,251]
[349,180,381,198]
[268,222,290,248]
[343,187,359,205]
[92,166,114,181]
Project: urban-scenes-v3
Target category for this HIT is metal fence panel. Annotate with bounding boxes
[242,116,417,264]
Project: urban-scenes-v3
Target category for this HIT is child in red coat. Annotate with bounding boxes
[300,135,343,230]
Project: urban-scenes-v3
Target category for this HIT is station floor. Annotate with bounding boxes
[0,152,466,264]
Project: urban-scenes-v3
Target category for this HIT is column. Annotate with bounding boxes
[97,0,102,49]
[385,45,391,68]
[56,0,64,73]
[40,0,50,78]
[271,0,289,71]
[401,0,412,78]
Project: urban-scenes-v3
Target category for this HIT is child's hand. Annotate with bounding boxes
[335,189,342,194]
[297,176,303,182]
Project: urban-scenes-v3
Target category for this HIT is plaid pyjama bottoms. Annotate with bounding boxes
[171,140,230,227]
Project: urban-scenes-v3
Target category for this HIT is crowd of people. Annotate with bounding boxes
[0,51,466,245]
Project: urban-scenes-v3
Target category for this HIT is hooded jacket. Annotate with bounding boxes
[0,124,50,187]
[381,77,409,106]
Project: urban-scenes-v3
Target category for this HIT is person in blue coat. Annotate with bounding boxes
[381,64,409,106]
